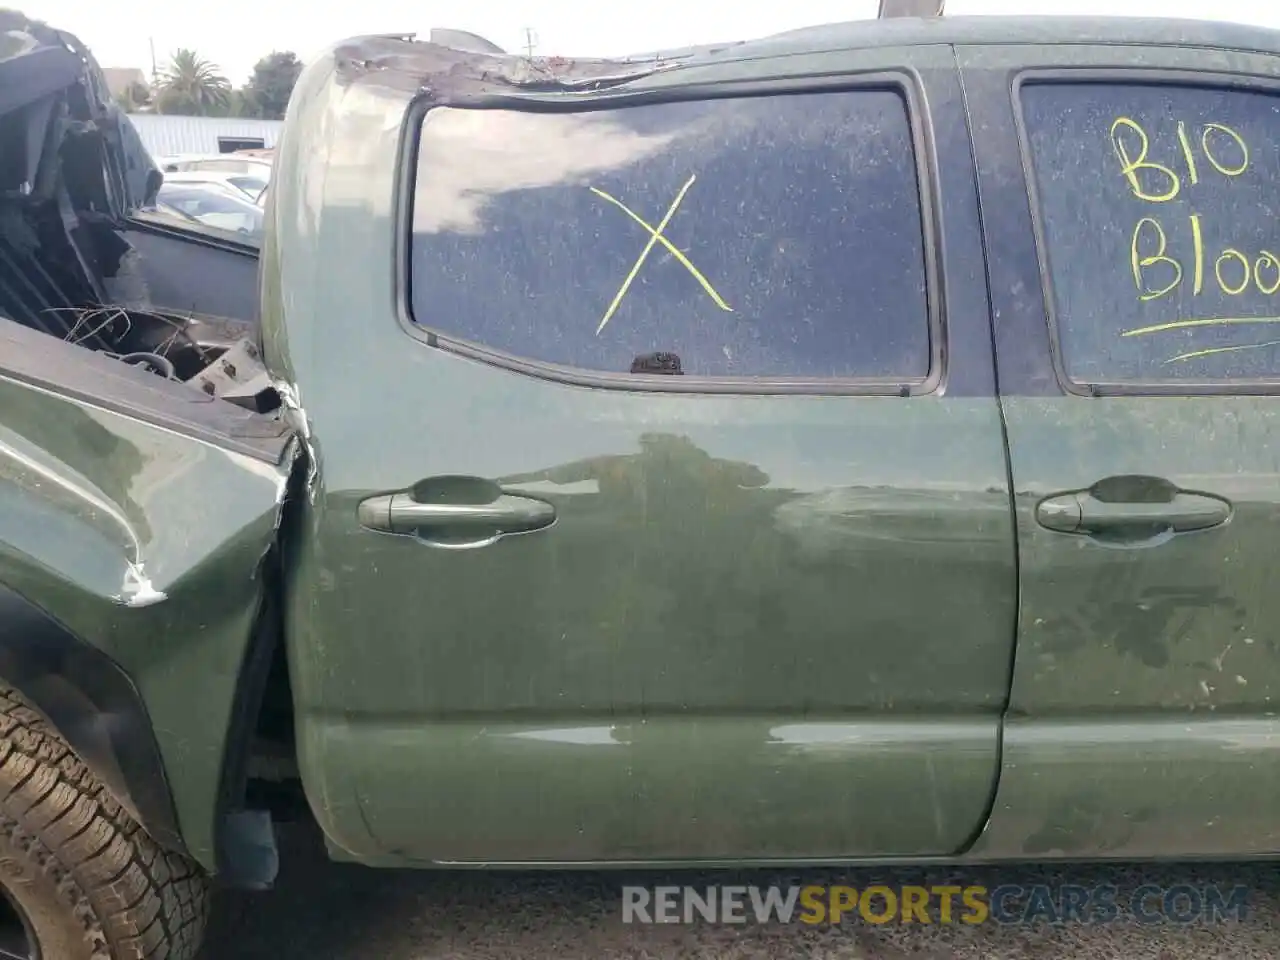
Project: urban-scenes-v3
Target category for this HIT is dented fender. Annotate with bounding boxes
[0,372,297,869]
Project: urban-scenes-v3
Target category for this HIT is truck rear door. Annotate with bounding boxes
[960,38,1280,858]
[280,43,1018,864]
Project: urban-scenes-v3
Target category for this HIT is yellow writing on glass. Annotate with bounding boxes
[1122,316,1280,337]
[1215,249,1252,296]
[1130,217,1181,300]
[1109,117,1250,202]
[1122,316,1280,367]
[1108,116,1266,364]
[1189,213,1204,294]
[1201,123,1249,176]
[1164,339,1280,364]
[1176,121,1200,185]
[589,175,733,336]
[1127,216,1280,301]
[1111,118,1180,202]
[1256,251,1280,295]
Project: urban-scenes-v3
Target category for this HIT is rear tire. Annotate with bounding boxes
[0,685,209,959]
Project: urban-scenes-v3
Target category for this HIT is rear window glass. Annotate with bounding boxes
[1021,82,1280,383]
[408,90,931,381]
[229,176,267,195]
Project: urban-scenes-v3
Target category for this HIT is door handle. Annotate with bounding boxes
[1037,485,1231,538]
[358,481,555,547]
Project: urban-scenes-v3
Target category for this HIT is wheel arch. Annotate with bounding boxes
[0,579,187,856]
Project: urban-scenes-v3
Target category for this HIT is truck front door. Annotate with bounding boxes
[281,45,1018,864]
[961,41,1280,858]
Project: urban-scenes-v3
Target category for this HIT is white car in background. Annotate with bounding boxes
[156,155,273,204]
[153,180,265,240]
[158,152,273,177]
[162,169,269,205]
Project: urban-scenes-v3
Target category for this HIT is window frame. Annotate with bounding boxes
[1013,66,1280,397]
[393,71,946,396]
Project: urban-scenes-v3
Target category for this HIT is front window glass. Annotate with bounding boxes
[1022,81,1280,383]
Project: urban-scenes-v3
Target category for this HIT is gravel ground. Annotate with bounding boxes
[199,826,1280,959]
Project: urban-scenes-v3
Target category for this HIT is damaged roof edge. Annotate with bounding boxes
[426,25,743,67]
[1,8,160,217]
[330,32,686,98]
[428,28,506,55]
[332,14,1280,102]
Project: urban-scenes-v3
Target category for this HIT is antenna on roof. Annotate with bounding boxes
[878,0,944,16]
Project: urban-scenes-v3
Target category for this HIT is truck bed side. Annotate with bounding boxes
[0,318,298,870]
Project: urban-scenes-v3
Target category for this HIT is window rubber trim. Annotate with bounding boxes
[392,69,947,397]
[1012,64,1280,397]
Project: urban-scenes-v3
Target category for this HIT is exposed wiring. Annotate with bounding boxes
[111,351,177,380]
[40,304,212,377]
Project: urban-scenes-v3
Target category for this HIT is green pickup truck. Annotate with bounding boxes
[6,7,1280,958]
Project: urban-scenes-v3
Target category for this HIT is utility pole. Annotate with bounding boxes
[148,37,158,85]
[523,27,537,57]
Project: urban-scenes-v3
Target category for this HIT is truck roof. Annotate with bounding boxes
[344,15,1280,98]
[715,15,1280,59]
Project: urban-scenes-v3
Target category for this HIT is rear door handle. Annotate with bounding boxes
[1037,483,1231,538]
[358,479,555,547]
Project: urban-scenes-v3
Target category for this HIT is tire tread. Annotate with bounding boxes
[0,685,208,959]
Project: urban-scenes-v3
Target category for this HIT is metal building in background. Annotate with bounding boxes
[126,114,284,160]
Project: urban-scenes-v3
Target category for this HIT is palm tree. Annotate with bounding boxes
[155,49,230,116]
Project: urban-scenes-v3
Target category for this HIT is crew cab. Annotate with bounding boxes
[4,8,1280,959]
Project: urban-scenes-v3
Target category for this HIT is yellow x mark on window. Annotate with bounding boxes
[589,174,733,335]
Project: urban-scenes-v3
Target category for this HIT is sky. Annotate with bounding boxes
[32,0,1280,87]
